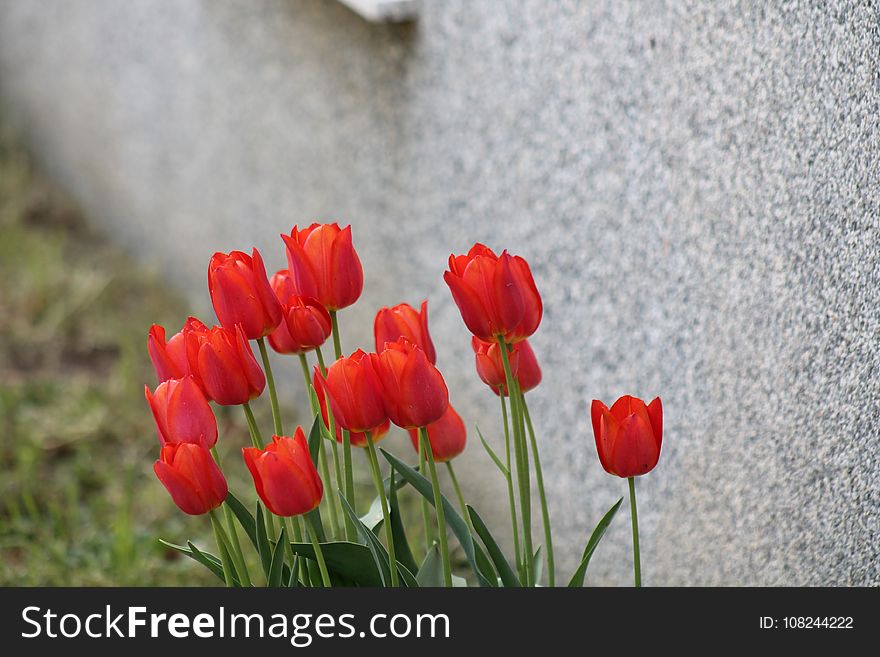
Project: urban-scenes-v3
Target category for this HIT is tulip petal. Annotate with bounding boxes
[250,248,283,332]
[647,396,663,449]
[154,458,211,516]
[444,270,493,340]
[610,409,660,477]
[281,232,320,299]
[399,347,449,428]
[165,376,218,448]
[329,225,364,310]
[418,300,437,364]
[494,252,525,334]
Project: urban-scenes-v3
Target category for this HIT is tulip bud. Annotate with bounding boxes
[472,337,542,396]
[242,430,323,517]
[444,243,542,343]
[591,395,663,478]
[281,223,363,311]
[374,300,436,364]
[408,404,466,462]
[312,369,390,447]
[267,269,332,354]
[148,317,208,384]
[208,248,282,340]
[314,349,387,433]
[145,376,218,449]
[154,443,228,515]
[371,339,449,429]
[186,324,265,405]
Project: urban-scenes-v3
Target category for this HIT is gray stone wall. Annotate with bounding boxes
[1,0,878,585]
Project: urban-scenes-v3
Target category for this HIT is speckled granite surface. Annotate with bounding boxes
[1,0,877,585]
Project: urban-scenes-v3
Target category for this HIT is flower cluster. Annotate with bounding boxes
[144,223,663,588]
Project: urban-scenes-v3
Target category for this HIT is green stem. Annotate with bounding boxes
[209,509,236,587]
[284,516,308,587]
[242,402,264,449]
[500,392,522,579]
[629,477,641,587]
[418,431,436,551]
[315,345,328,372]
[497,336,533,585]
[257,337,283,436]
[521,395,554,587]
[241,403,275,540]
[329,311,343,359]
[364,431,398,587]
[299,353,341,539]
[422,427,452,587]
[211,448,252,587]
[327,317,357,541]
[305,515,332,587]
[445,461,473,535]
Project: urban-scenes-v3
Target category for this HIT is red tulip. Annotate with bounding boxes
[148,317,209,384]
[281,223,363,311]
[267,269,332,354]
[472,337,542,396]
[408,404,466,462]
[371,339,449,429]
[145,376,218,449]
[591,396,663,478]
[314,349,387,433]
[444,243,542,344]
[242,430,324,517]
[374,300,436,364]
[313,369,390,447]
[154,443,227,515]
[208,248,282,340]
[186,324,265,405]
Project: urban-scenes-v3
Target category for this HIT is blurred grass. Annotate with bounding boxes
[0,125,227,585]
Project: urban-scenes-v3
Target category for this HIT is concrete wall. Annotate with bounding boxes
[1,0,878,585]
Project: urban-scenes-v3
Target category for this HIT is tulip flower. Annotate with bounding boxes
[590,395,663,478]
[208,248,282,340]
[186,324,265,405]
[267,269,332,354]
[591,395,663,588]
[444,243,542,344]
[148,317,208,384]
[281,223,363,311]
[374,300,436,364]
[408,403,466,462]
[314,349,387,433]
[242,430,323,517]
[371,339,449,429]
[145,376,218,449]
[312,369,390,447]
[472,337,542,396]
[154,443,228,515]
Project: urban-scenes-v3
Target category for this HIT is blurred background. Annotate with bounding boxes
[1,0,878,586]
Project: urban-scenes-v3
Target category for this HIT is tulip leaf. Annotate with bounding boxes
[466,505,520,587]
[339,492,391,586]
[359,493,385,534]
[287,541,383,587]
[388,469,418,575]
[255,503,272,576]
[307,413,322,465]
[189,540,240,585]
[380,448,496,587]
[268,526,288,587]
[359,473,409,532]
[532,546,544,586]
[224,493,257,551]
[159,539,227,584]
[416,545,444,587]
[568,497,623,587]
[306,506,327,543]
[476,426,510,478]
